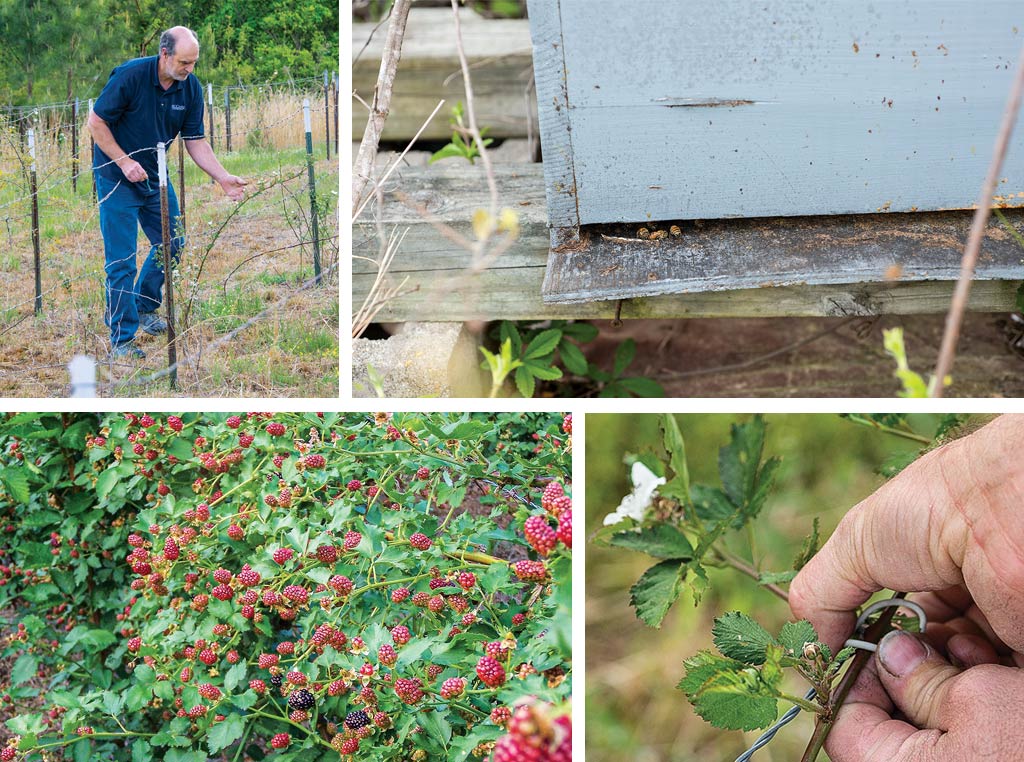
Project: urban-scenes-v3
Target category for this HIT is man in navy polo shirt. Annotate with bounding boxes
[89,25,246,360]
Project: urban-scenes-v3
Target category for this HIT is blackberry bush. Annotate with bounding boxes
[0,412,572,761]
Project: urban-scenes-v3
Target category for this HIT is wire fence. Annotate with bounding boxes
[0,76,340,398]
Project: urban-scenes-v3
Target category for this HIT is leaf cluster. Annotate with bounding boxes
[599,415,780,627]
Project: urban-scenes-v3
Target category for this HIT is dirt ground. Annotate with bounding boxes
[584,312,1024,397]
[0,160,338,397]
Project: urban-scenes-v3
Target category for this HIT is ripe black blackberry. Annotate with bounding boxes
[288,689,316,711]
[344,709,370,730]
[270,673,284,689]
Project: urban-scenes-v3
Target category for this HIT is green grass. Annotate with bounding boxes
[195,287,264,331]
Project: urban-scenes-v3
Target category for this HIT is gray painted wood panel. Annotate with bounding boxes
[531,0,1024,224]
[351,163,1021,320]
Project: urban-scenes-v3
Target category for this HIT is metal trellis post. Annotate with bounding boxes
[178,137,186,234]
[28,128,41,315]
[71,98,79,193]
[323,70,331,160]
[224,88,232,153]
[88,99,96,200]
[303,99,322,285]
[157,142,178,389]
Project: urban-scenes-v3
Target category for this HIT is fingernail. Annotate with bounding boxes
[877,630,928,677]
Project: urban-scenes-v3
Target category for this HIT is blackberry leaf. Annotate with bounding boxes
[712,611,776,665]
[659,414,691,505]
[778,620,818,657]
[609,525,693,560]
[678,651,780,731]
[629,559,686,627]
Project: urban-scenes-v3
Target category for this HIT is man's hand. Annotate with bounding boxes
[218,174,247,201]
[789,414,1024,761]
[116,157,148,183]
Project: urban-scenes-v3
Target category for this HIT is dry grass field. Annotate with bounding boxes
[0,88,339,397]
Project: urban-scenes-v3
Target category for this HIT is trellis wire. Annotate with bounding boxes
[735,597,928,762]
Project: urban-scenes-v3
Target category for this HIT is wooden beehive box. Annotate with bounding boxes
[528,0,1024,305]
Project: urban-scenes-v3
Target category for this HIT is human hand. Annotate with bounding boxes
[824,621,1024,761]
[790,414,1024,656]
[219,175,247,201]
[117,157,148,183]
[789,414,1024,760]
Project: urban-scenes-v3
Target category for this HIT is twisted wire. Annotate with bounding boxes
[734,596,928,762]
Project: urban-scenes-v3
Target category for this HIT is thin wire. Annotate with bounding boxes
[734,597,928,762]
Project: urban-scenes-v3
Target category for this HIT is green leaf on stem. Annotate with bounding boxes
[207,712,246,754]
[630,559,686,627]
[608,525,693,560]
[778,620,818,657]
[678,651,780,731]
[659,414,690,505]
[711,611,777,665]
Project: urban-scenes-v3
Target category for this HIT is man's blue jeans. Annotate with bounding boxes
[96,174,183,346]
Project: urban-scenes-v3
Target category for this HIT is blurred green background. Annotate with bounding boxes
[585,413,958,762]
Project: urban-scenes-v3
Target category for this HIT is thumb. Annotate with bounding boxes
[875,630,962,730]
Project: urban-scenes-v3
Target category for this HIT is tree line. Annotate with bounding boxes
[0,0,338,106]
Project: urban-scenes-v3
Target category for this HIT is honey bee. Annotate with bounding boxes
[669,224,681,237]
[637,227,650,239]
[649,229,667,240]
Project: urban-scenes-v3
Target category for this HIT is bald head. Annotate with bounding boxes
[160,27,199,58]
[158,26,199,84]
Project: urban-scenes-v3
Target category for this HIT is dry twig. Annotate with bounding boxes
[931,42,1024,396]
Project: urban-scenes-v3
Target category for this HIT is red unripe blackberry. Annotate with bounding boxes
[393,678,424,704]
[457,571,476,590]
[227,524,244,541]
[289,709,309,724]
[287,689,315,711]
[225,416,241,429]
[328,575,353,595]
[191,594,209,612]
[157,483,170,496]
[198,683,221,700]
[428,595,444,612]
[428,577,450,590]
[272,547,294,564]
[187,705,206,718]
[286,670,307,686]
[550,715,572,762]
[340,738,359,754]
[343,530,362,550]
[415,466,430,480]
[257,653,278,670]
[126,636,141,652]
[1,747,16,761]
[212,585,233,601]
[237,566,260,587]
[378,643,397,666]
[282,585,309,604]
[226,650,240,664]
[391,587,410,603]
[523,515,557,556]
[493,734,543,762]
[162,538,179,561]
[199,649,217,666]
[270,732,290,749]
[440,677,465,699]
[127,534,145,548]
[475,656,506,687]
[408,533,431,550]
[411,592,430,607]
[513,560,547,583]
[249,679,267,693]
[562,413,572,434]
[213,568,232,584]
[557,510,572,548]
[491,705,513,726]
[316,545,338,563]
[139,415,155,428]
[391,625,411,645]
[265,422,286,437]
[304,453,326,469]
[347,479,362,491]
[344,709,370,730]
[512,613,526,627]
[238,433,254,448]
[327,679,348,696]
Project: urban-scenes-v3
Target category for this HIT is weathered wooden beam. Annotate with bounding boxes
[352,162,1024,322]
[352,8,536,142]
